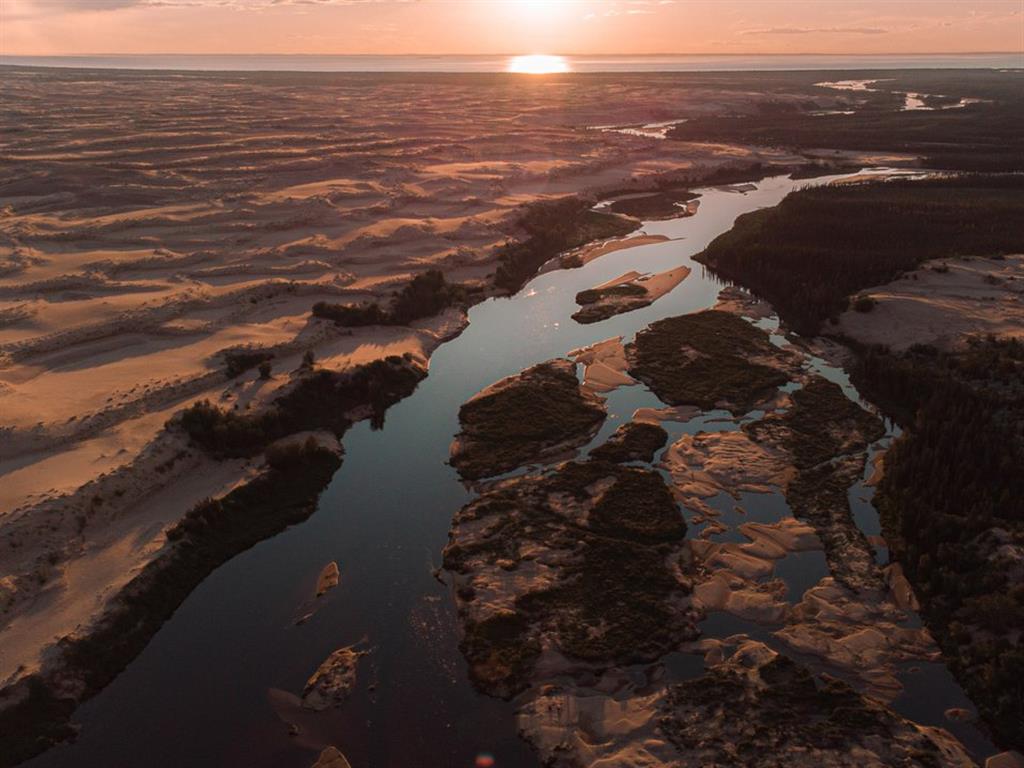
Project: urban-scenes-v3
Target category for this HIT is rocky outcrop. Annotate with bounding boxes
[310,746,353,768]
[315,561,340,597]
[302,646,364,711]
[744,377,886,592]
[517,642,974,768]
[659,641,975,768]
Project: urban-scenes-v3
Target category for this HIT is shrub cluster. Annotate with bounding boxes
[175,356,425,458]
[312,269,469,327]
[493,198,639,294]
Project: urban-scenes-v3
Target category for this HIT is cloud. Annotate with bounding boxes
[741,26,889,36]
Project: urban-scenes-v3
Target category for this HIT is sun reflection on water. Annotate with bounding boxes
[507,54,570,74]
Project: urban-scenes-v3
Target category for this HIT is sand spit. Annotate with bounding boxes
[302,646,365,711]
[558,234,672,270]
[315,562,340,597]
[310,747,353,768]
[572,265,691,324]
[569,337,635,394]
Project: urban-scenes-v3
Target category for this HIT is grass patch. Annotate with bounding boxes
[575,283,648,306]
[312,269,470,328]
[222,348,274,379]
[446,459,692,696]
[177,355,425,458]
[662,654,946,763]
[605,190,699,220]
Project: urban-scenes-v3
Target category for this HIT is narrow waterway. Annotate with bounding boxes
[28,170,992,768]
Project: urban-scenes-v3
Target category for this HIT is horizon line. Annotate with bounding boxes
[4,51,1022,58]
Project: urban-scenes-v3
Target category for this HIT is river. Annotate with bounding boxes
[27,170,993,768]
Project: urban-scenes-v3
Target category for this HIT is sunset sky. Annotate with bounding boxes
[2,0,1022,57]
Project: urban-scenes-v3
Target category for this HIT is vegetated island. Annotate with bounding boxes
[449,358,607,481]
[625,309,798,413]
[572,265,691,325]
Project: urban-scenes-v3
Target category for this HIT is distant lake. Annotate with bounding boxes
[2,52,1022,73]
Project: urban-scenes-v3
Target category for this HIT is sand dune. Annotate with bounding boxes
[837,254,1024,350]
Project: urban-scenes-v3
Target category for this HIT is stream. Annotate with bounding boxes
[28,170,995,768]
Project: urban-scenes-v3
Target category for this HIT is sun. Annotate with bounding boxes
[507,55,571,75]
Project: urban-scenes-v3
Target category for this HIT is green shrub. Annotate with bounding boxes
[853,296,877,313]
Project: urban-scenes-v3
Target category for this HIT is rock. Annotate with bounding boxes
[944,707,974,722]
[987,752,1024,768]
[884,562,920,611]
[316,561,340,597]
[311,747,352,768]
[302,646,363,710]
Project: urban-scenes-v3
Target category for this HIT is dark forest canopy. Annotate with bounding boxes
[695,174,1024,336]
[668,70,1024,172]
[858,338,1024,750]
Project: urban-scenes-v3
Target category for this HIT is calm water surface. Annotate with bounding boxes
[29,171,993,768]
